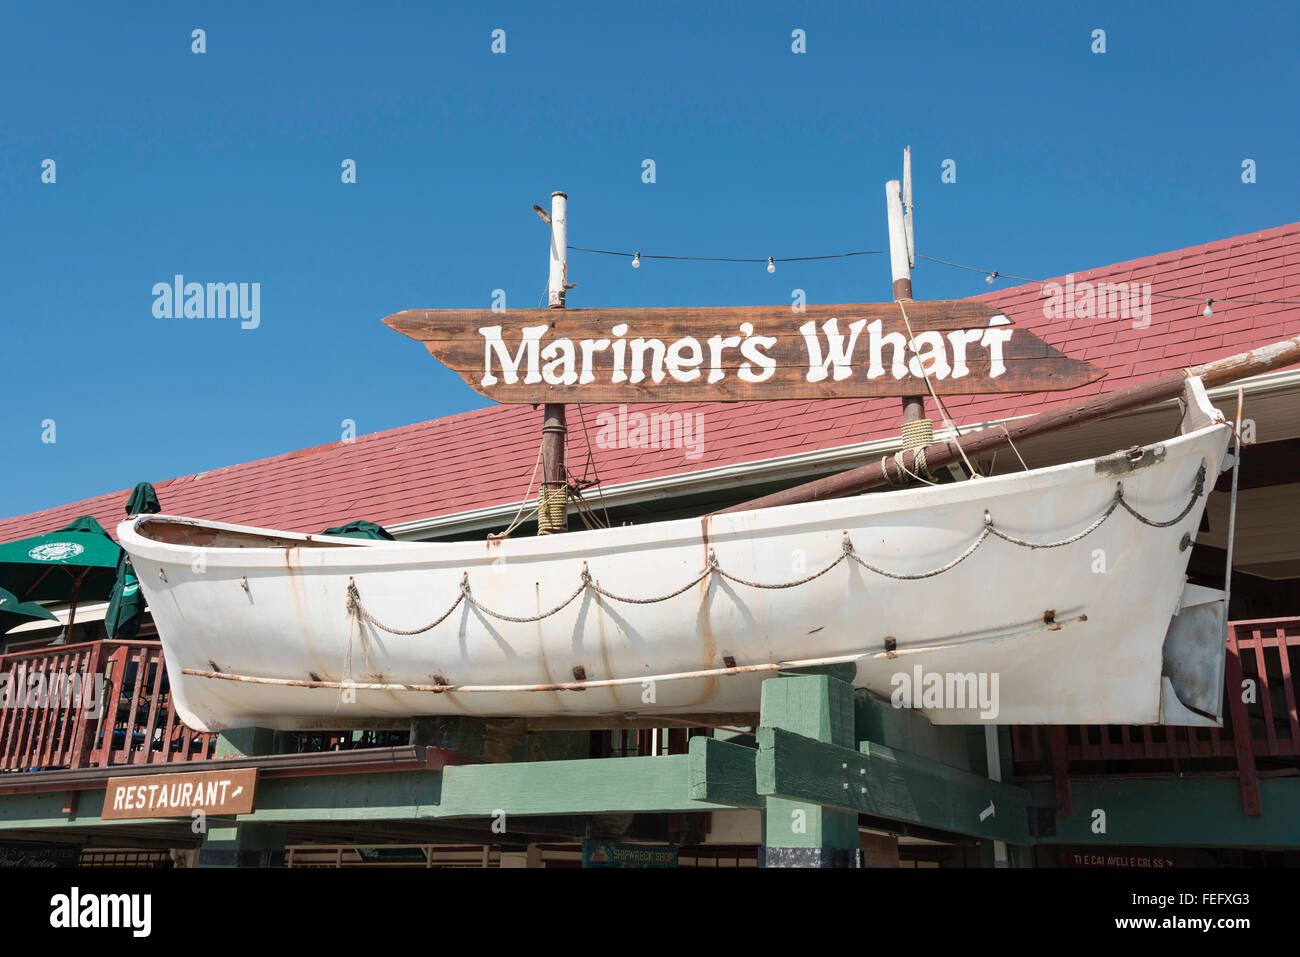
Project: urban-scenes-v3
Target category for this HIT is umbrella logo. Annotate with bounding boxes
[28,542,85,562]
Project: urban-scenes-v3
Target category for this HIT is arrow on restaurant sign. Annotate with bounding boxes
[383,302,1105,403]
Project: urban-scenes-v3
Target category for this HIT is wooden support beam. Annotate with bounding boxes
[198,821,286,868]
[756,727,1033,846]
[687,736,761,808]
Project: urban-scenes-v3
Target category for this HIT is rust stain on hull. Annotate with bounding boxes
[692,513,719,706]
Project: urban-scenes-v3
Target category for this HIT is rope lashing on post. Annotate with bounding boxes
[901,417,934,449]
[898,416,937,483]
[536,485,568,535]
[881,417,940,485]
[347,462,1207,634]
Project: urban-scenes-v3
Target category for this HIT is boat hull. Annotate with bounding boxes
[120,422,1229,732]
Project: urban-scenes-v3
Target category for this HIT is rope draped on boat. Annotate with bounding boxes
[346,462,1207,634]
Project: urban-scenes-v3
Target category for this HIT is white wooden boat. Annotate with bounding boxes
[118,378,1232,732]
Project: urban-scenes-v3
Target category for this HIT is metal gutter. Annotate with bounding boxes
[0,745,456,796]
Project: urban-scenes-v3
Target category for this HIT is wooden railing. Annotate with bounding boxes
[0,639,218,775]
[1012,617,1300,817]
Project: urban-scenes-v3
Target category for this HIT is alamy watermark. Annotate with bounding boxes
[593,405,705,460]
[0,669,106,719]
[1041,273,1152,329]
[152,275,260,329]
[891,666,999,720]
[50,887,151,937]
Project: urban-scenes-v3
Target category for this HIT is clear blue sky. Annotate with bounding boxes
[2,0,1296,520]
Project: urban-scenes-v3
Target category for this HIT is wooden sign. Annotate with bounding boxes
[383,302,1104,403]
[101,768,257,820]
[582,840,679,867]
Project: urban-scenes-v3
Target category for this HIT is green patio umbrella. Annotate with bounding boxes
[104,483,161,639]
[0,516,121,605]
[0,585,58,635]
[321,520,395,541]
[0,515,121,644]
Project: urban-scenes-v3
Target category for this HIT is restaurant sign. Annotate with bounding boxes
[101,768,257,820]
[384,302,1104,403]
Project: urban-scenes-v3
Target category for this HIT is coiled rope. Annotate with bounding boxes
[348,462,1206,633]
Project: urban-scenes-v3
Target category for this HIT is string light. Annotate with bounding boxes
[566,245,887,264]
[631,252,640,269]
[565,244,1300,308]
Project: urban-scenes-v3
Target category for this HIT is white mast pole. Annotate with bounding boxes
[886,155,924,431]
[540,191,569,534]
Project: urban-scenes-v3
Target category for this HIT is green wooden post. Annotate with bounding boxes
[214,727,292,758]
[410,717,530,763]
[198,822,287,868]
[759,665,860,868]
[410,716,587,764]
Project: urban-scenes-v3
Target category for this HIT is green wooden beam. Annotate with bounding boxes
[756,727,1032,845]
[1031,776,1300,848]
[0,754,743,830]
[687,736,761,808]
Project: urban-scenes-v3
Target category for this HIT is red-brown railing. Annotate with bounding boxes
[1012,616,1300,817]
[0,639,218,775]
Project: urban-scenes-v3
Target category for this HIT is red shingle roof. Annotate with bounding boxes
[3,223,1298,542]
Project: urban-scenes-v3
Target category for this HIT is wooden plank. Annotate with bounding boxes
[67,642,102,770]
[0,661,14,770]
[1224,624,1262,816]
[10,657,45,770]
[36,651,68,768]
[158,663,179,765]
[1252,628,1279,756]
[136,649,166,766]
[91,647,125,768]
[383,302,1106,403]
[120,645,147,766]
[51,649,87,766]
[1051,726,1072,816]
[1276,627,1300,756]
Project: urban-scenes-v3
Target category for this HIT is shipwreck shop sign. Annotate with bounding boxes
[384,302,1103,402]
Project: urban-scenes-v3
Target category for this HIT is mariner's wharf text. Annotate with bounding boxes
[477,314,1016,387]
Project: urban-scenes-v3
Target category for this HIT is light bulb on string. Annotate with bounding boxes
[985,270,999,285]
[632,252,640,269]
[1203,299,1214,318]
[767,257,776,274]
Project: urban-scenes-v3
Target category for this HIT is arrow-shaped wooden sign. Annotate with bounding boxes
[383,301,1105,403]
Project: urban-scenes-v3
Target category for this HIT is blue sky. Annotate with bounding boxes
[1,0,1296,520]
